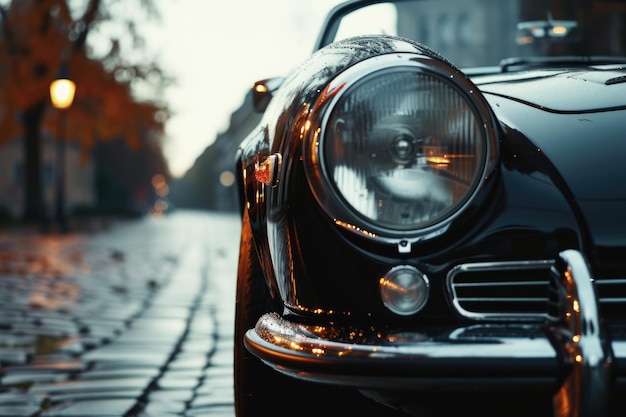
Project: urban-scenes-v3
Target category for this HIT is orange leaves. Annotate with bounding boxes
[0,0,169,153]
[1,0,70,108]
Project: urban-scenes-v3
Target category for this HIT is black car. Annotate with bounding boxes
[233,1,626,416]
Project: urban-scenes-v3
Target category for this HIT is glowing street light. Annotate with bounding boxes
[50,64,76,233]
[50,78,76,109]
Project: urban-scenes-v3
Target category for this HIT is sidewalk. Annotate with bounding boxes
[0,210,241,417]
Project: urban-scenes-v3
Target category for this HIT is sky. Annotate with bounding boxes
[143,0,344,178]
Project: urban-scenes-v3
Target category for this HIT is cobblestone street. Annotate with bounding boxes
[0,210,240,417]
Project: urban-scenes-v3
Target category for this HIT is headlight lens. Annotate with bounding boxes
[307,54,496,240]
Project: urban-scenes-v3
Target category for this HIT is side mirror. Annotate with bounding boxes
[252,77,285,113]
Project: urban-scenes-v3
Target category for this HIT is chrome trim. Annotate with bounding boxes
[550,250,612,417]
[244,250,618,415]
[598,298,626,303]
[447,259,555,320]
[597,278,626,284]
[595,278,626,304]
[245,313,558,390]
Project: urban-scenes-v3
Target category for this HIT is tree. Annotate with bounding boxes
[0,0,171,225]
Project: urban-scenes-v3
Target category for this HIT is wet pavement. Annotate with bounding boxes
[0,210,240,417]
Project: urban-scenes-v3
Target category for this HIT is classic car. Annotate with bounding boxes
[233,0,626,416]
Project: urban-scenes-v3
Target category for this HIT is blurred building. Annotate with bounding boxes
[0,135,95,222]
[169,90,261,212]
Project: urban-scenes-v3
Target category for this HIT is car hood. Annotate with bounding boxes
[475,67,626,249]
[477,67,626,112]
[476,67,626,201]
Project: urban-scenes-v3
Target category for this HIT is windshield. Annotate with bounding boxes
[318,0,626,68]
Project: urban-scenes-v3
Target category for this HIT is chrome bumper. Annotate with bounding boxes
[244,250,615,417]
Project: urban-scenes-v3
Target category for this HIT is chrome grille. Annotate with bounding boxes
[595,278,626,317]
[448,259,626,321]
[447,260,556,321]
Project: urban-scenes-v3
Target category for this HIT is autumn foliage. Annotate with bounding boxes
[0,0,171,222]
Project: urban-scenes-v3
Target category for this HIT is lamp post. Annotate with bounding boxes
[49,66,76,233]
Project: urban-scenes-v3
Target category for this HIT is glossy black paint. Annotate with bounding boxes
[236,35,599,322]
[234,1,626,415]
[479,74,626,279]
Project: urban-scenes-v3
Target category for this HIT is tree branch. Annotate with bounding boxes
[0,5,15,53]
[73,0,100,50]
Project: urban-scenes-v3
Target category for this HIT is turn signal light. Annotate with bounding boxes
[379,265,429,316]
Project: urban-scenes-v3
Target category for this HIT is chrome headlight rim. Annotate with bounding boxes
[303,53,499,246]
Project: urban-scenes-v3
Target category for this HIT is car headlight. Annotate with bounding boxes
[304,53,498,248]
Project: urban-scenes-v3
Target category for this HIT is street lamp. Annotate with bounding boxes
[49,65,76,233]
